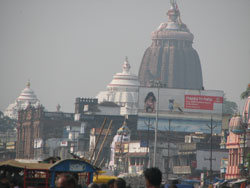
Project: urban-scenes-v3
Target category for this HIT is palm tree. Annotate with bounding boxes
[241,84,250,99]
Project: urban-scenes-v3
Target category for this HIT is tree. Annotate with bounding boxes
[241,84,250,100]
[223,97,238,115]
[0,111,16,131]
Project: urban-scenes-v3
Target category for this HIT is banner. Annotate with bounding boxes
[184,95,223,110]
[138,87,224,114]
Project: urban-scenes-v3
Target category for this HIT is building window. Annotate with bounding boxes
[130,158,135,165]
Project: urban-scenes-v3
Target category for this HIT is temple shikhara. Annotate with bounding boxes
[138,1,203,90]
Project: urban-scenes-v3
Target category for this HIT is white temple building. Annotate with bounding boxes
[96,57,140,115]
[4,81,40,119]
[109,120,131,170]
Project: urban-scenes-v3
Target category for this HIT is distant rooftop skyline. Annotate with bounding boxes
[0,0,249,113]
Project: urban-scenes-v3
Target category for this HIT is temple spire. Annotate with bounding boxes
[138,0,203,89]
[26,80,31,88]
[122,56,131,73]
[170,0,177,9]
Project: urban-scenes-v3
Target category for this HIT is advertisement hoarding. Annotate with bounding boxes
[138,87,224,134]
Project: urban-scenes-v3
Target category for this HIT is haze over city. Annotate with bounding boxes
[1,0,250,113]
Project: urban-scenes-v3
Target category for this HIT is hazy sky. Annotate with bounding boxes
[0,0,250,113]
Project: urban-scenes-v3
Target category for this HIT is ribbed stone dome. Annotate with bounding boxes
[4,81,40,119]
[17,82,38,102]
[230,115,243,134]
[96,57,139,115]
[138,1,203,89]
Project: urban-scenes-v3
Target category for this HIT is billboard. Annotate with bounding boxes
[184,95,223,110]
[139,87,223,113]
[61,141,68,147]
[138,87,224,134]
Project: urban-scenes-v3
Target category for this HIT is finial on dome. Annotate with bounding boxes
[170,0,178,10]
[26,80,31,88]
[170,0,176,6]
[117,119,130,136]
[56,103,61,112]
[122,56,131,73]
[166,0,180,30]
[125,56,128,62]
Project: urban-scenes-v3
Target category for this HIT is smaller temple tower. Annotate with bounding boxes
[4,81,40,119]
[109,120,131,171]
[225,96,250,179]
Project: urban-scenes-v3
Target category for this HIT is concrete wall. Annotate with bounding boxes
[196,150,228,171]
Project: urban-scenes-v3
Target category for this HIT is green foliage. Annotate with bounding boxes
[0,111,16,131]
[247,152,250,170]
[241,84,250,100]
[222,97,238,115]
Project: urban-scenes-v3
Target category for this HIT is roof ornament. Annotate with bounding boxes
[117,119,131,136]
[125,56,128,62]
[170,0,177,10]
[56,103,61,112]
[27,79,31,88]
[122,56,131,73]
[166,0,180,30]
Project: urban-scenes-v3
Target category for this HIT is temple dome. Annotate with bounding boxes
[229,96,250,134]
[138,1,203,89]
[4,81,40,119]
[107,57,139,89]
[17,82,38,102]
[96,57,140,115]
[230,115,243,134]
[109,119,131,169]
[117,121,131,136]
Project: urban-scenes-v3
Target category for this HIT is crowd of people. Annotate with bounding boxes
[0,172,23,188]
[56,167,165,188]
[1,167,178,188]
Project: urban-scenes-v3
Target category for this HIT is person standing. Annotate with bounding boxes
[114,178,126,188]
[55,173,77,188]
[143,167,162,188]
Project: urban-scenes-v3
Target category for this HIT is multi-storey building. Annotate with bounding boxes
[16,105,79,159]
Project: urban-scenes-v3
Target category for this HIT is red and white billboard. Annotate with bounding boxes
[137,87,224,133]
[138,87,224,114]
[61,141,68,147]
[184,95,223,110]
[137,87,224,134]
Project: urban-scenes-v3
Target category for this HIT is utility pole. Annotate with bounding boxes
[204,117,217,184]
[144,118,153,168]
[166,119,171,182]
[241,112,249,177]
[150,80,165,167]
[153,82,160,167]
